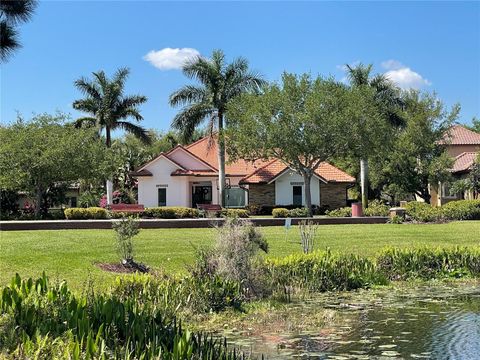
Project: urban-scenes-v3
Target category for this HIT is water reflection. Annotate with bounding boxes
[225,282,480,359]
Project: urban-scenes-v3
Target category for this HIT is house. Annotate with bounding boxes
[131,136,355,210]
[431,125,480,206]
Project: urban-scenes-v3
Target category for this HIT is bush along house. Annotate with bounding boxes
[131,136,355,210]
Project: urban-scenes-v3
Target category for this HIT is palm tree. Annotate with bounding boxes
[169,50,265,207]
[73,67,150,205]
[0,0,37,62]
[345,63,404,209]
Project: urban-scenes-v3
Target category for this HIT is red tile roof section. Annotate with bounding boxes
[240,159,355,184]
[442,125,480,145]
[133,136,355,183]
[171,169,216,176]
[186,136,270,176]
[451,152,478,173]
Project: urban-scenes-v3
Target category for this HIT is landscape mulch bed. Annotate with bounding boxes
[96,262,149,274]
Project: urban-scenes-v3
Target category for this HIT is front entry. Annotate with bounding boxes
[192,184,212,208]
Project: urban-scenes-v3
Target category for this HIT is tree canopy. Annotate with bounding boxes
[227,73,372,215]
[0,113,110,217]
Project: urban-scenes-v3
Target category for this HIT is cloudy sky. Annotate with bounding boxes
[2,1,479,131]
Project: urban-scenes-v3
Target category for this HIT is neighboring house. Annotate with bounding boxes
[16,185,80,210]
[431,125,480,206]
[131,136,355,210]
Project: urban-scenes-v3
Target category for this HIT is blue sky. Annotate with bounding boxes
[2,1,479,132]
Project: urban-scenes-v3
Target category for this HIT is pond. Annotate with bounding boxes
[222,282,480,359]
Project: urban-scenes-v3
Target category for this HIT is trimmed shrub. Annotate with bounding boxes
[326,207,352,217]
[364,199,390,217]
[441,200,480,221]
[108,211,141,219]
[272,208,289,218]
[144,207,199,219]
[405,201,442,222]
[288,207,309,217]
[64,207,107,219]
[221,208,249,218]
[247,204,305,216]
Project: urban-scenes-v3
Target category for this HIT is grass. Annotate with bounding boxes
[1,221,479,289]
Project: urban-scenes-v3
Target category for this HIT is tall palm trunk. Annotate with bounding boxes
[217,113,226,207]
[105,127,114,206]
[360,159,369,210]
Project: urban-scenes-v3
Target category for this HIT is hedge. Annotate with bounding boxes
[143,207,200,219]
[220,209,249,218]
[272,207,309,218]
[405,200,480,222]
[64,207,108,220]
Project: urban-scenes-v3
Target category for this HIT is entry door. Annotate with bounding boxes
[292,186,303,206]
[192,186,212,208]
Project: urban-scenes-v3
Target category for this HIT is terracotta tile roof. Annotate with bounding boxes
[186,136,270,176]
[134,136,355,183]
[240,159,286,183]
[316,162,356,182]
[171,169,216,176]
[130,169,152,177]
[442,125,480,145]
[240,159,355,184]
[451,152,478,173]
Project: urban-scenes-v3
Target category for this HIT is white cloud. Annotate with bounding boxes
[143,47,200,70]
[381,59,431,89]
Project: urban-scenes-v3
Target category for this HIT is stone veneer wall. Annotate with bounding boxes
[320,183,349,210]
[248,183,275,205]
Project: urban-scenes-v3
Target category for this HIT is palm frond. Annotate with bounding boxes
[0,0,37,24]
[73,78,102,101]
[169,85,208,107]
[118,94,147,110]
[72,98,99,114]
[114,107,144,122]
[183,56,219,86]
[345,63,372,86]
[92,70,108,91]
[171,103,212,142]
[73,117,97,128]
[115,121,151,144]
[0,21,19,61]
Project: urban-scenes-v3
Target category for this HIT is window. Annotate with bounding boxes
[292,186,302,206]
[158,188,167,206]
[442,183,457,199]
[225,187,246,208]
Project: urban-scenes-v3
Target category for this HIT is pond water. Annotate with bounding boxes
[224,282,480,359]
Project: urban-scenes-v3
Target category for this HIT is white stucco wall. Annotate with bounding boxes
[167,148,212,170]
[274,170,321,206]
[137,157,190,207]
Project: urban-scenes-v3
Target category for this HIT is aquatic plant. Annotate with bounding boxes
[0,273,250,359]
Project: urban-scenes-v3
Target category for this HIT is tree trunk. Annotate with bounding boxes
[34,187,42,218]
[217,113,226,207]
[303,171,313,217]
[105,127,113,206]
[360,159,369,210]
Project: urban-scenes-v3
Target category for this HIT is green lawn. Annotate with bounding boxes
[1,221,479,289]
